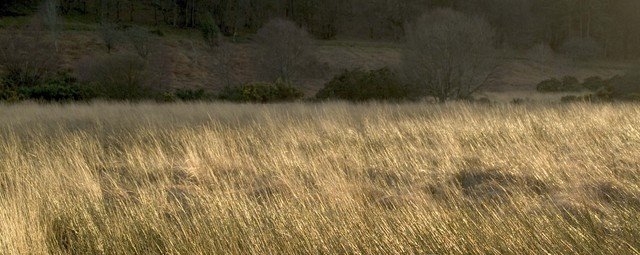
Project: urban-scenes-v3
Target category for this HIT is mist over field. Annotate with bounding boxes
[1,1,639,254]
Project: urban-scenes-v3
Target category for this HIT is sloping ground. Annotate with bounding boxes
[55,32,405,95]
[4,28,631,95]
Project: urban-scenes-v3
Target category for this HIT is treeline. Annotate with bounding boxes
[2,0,640,59]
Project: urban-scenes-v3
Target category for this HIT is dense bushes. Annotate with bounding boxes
[535,78,562,92]
[174,88,209,101]
[161,88,215,102]
[218,81,304,103]
[562,76,580,89]
[316,68,416,101]
[558,71,640,103]
[607,72,640,101]
[77,54,157,101]
[0,33,60,89]
[16,83,94,102]
[1,50,164,102]
[1,71,96,102]
[18,72,96,101]
[581,76,607,91]
[560,89,612,103]
[536,76,582,92]
[200,13,221,47]
[536,75,620,93]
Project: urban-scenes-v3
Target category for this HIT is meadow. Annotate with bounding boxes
[0,101,639,254]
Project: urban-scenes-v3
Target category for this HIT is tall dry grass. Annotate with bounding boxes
[0,101,638,254]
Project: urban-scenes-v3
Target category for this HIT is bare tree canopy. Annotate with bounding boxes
[255,18,314,84]
[402,9,496,102]
[0,31,60,88]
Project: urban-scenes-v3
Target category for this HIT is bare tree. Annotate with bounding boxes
[0,31,60,88]
[100,22,120,53]
[255,18,314,83]
[402,9,496,102]
[76,53,152,100]
[76,49,172,100]
[212,41,237,87]
[126,26,154,59]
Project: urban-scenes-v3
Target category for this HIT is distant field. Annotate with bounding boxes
[1,102,639,254]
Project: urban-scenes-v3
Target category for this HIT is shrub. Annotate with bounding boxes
[560,95,579,103]
[17,71,96,101]
[173,88,212,101]
[581,76,607,91]
[217,86,242,101]
[402,9,495,102]
[0,87,19,101]
[1,67,45,88]
[0,32,60,89]
[581,70,640,102]
[1,71,96,102]
[536,78,562,92]
[218,81,304,103]
[536,76,582,92]
[159,92,177,103]
[17,83,94,102]
[77,53,156,101]
[200,12,220,48]
[562,76,580,88]
[607,70,640,100]
[315,68,416,101]
[149,29,164,37]
[594,86,614,101]
[561,86,615,103]
[256,18,314,83]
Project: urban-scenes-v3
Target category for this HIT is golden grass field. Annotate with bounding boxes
[0,102,639,254]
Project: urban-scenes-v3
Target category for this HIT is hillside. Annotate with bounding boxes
[0,15,632,101]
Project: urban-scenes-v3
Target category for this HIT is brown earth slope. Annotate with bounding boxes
[4,27,630,95]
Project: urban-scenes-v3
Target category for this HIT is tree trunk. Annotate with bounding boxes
[173,1,178,27]
[129,0,134,22]
[154,6,158,26]
[115,0,121,22]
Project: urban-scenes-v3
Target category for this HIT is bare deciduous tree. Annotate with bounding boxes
[126,26,154,59]
[212,42,237,87]
[0,31,60,88]
[77,53,151,100]
[402,9,496,102]
[100,22,120,53]
[255,18,314,83]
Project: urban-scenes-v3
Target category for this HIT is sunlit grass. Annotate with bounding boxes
[0,101,639,254]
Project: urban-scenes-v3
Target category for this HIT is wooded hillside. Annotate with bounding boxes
[3,0,640,59]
